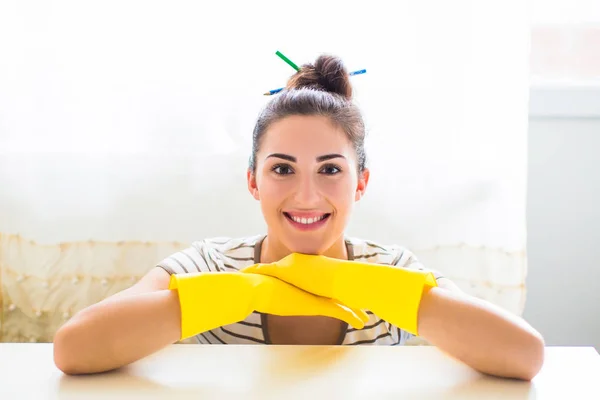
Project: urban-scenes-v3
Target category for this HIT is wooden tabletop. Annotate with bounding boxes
[0,344,598,399]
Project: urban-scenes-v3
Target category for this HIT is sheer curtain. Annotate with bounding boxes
[0,1,530,341]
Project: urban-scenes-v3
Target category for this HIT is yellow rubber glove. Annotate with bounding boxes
[242,253,437,335]
[169,271,370,340]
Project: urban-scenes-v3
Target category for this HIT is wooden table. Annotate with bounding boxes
[0,344,598,399]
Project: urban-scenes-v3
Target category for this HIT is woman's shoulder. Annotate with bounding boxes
[346,236,445,280]
[345,236,411,265]
[157,235,264,275]
[200,234,264,256]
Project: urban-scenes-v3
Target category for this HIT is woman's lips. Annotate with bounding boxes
[283,212,331,231]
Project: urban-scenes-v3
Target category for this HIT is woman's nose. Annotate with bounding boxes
[293,175,321,206]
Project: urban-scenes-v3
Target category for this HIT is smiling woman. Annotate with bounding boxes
[248,113,365,258]
[53,54,544,380]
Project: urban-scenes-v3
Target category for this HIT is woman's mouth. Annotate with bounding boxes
[283,212,331,231]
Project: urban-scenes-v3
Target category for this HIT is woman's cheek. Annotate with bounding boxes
[320,179,353,204]
[260,177,291,203]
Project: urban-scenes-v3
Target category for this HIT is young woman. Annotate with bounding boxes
[53,55,544,380]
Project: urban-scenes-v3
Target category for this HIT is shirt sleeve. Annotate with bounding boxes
[391,247,445,281]
[156,241,215,275]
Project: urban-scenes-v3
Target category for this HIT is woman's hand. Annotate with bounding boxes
[242,253,437,335]
[242,253,341,301]
[169,271,369,340]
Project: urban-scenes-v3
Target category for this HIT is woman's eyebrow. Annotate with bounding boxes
[316,153,345,162]
[266,153,346,162]
[266,153,296,162]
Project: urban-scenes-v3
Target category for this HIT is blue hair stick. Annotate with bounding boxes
[263,68,367,96]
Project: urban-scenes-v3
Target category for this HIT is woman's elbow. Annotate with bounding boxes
[53,320,96,375]
[513,331,545,381]
[53,323,80,375]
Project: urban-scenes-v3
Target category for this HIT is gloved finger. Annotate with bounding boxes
[259,276,366,330]
[242,264,273,275]
[242,262,331,298]
[349,306,370,324]
[323,300,367,330]
[331,301,369,325]
[294,290,366,329]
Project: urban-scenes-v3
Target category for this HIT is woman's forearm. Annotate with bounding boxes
[417,287,545,380]
[53,290,182,375]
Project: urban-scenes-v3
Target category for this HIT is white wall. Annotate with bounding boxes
[525,117,600,350]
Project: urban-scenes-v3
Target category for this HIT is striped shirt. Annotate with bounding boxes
[157,234,443,346]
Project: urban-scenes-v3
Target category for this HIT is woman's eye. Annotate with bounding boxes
[320,164,342,175]
[272,164,294,175]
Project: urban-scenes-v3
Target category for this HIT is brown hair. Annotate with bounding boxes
[249,54,366,172]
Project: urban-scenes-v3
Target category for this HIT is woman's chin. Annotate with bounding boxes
[284,239,326,256]
[287,247,320,255]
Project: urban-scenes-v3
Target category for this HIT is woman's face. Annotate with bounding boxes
[248,115,369,255]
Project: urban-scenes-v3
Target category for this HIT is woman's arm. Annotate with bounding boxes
[242,254,545,380]
[417,280,545,381]
[53,267,182,375]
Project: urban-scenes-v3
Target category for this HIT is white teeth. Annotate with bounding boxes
[290,215,326,224]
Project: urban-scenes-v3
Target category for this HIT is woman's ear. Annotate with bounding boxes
[355,168,370,201]
[247,169,260,201]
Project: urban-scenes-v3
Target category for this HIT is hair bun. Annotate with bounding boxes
[285,54,352,100]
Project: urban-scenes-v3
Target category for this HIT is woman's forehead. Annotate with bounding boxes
[260,115,353,156]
